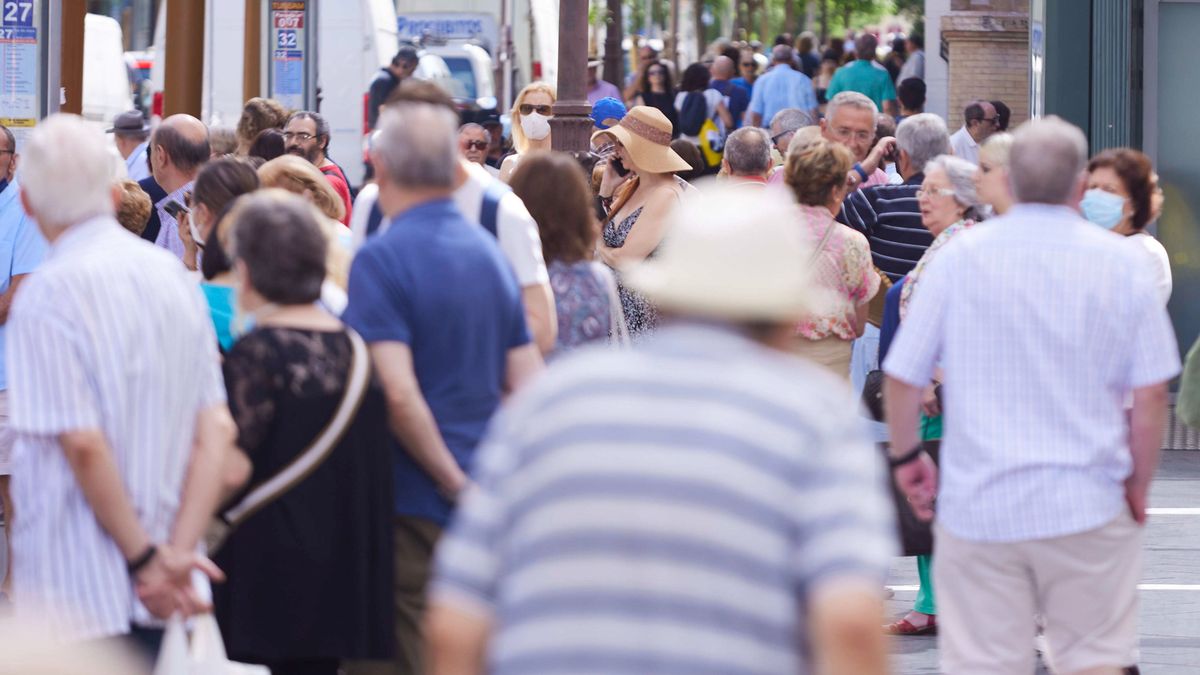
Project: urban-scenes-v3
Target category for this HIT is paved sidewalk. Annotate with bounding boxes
[885,451,1200,674]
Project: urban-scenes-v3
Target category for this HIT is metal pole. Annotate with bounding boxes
[495,0,507,110]
[163,0,205,117]
[552,0,591,153]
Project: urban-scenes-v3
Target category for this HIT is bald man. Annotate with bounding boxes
[709,55,749,128]
[148,115,210,261]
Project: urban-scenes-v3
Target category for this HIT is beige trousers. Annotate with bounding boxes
[791,336,853,381]
[934,513,1141,675]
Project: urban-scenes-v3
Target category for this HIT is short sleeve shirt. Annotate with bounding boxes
[825,60,898,111]
[793,205,880,340]
[342,199,530,525]
[0,180,48,390]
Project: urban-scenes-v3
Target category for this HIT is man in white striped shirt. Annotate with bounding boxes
[426,186,894,675]
[7,115,236,655]
[884,117,1180,674]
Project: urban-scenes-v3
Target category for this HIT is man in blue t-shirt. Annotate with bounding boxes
[341,101,543,675]
[709,55,749,128]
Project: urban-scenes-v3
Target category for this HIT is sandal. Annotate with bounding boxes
[884,615,937,636]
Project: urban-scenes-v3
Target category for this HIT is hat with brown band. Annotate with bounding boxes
[591,105,691,174]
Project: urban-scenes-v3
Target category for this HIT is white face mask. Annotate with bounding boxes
[189,218,206,250]
[520,112,551,141]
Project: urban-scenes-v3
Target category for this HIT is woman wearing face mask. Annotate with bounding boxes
[178,157,260,352]
[214,190,393,675]
[1083,148,1171,305]
[499,82,557,183]
[594,106,694,337]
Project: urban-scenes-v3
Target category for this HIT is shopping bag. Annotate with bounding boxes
[153,614,270,675]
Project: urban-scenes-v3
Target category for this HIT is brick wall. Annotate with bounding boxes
[940,2,1030,130]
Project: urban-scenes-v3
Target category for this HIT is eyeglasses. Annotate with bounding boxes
[915,187,958,199]
[978,117,998,126]
[519,104,553,116]
[283,132,315,142]
[830,126,873,144]
[648,69,666,76]
[771,130,793,144]
[462,140,488,151]
[740,62,755,67]
[0,149,12,155]
[589,141,617,160]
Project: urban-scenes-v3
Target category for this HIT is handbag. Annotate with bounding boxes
[1177,335,1200,428]
[153,613,269,674]
[867,266,893,328]
[205,329,371,555]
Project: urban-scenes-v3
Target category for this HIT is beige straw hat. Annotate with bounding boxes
[591,106,692,174]
[624,183,830,322]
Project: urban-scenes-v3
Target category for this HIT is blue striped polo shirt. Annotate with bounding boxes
[432,322,896,675]
[839,173,932,282]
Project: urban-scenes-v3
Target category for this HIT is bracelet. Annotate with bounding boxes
[852,163,870,182]
[888,444,924,469]
[126,544,158,575]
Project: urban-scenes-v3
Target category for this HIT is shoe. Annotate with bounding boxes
[884,615,937,636]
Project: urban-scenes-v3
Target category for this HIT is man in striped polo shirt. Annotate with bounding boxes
[425,185,895,675]
[839,112,951,282]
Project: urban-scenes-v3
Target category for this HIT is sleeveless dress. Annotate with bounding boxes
[603,206,659,336]
[548,259,615,358]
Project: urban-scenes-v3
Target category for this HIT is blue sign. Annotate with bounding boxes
[276,28,297,49]
[1,1,33,27]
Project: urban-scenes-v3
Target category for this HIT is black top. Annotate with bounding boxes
[214,327,394,662]
[367,68,399,131]
[138,175,167,243]
[837,173,933,282]
[638,90,681,138]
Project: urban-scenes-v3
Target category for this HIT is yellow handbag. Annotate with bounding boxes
[698,117,725,168]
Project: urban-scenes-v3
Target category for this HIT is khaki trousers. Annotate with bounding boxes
[344,516,442,675]
[934,513,1141,675]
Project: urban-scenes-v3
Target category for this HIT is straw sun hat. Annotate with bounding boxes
[624,183,832,322]
[591,106,692,174]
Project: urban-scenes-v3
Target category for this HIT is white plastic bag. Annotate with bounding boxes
[153,614,270,675]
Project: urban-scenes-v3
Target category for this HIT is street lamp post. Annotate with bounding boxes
[552,0,592,153]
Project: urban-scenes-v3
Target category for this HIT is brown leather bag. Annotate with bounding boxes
[867,267,893,328]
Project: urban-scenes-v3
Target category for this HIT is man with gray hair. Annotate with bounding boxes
[457,123,497,176]
[822,92,892,190]
[721,127,773,183]
[885,117,1178,674]
[342,101,543,675]
[747,44,817,128]
[767,107,814,157]
[839,112,948,280]
[8,114,235,655]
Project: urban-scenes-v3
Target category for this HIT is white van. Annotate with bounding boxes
[83,14,135,128]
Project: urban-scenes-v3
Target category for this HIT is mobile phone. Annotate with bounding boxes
[163,200,190,219]
[611,157,630,177]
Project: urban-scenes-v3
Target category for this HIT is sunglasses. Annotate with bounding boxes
[519,104,553,116]
[740,62,755,67]
[463,140,488,151]
[648,69,666,76]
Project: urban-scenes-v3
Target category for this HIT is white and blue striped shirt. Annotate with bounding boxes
[884,204,1181,543]
[433,322,895,675]
[7,216,225,641]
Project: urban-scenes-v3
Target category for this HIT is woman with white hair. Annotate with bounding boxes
[883,153,984,637]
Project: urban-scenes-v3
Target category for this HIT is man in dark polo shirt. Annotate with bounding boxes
[839,113,950,281]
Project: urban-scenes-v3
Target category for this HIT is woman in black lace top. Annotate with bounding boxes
[214,191,393,674]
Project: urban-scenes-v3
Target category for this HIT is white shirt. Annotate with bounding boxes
[949,126,980,165]
[352,165,550,287]
[898,49,925,81]
[1126,231,1172,305]
[884,205,1181,543]
[8,216,225,641]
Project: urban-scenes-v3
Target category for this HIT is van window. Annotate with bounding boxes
[443,57,477,99]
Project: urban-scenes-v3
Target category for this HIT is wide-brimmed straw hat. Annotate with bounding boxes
[624,183,829,322]
[591,106,691,174]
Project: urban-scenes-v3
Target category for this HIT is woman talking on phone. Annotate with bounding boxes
[594,106,693,337]
[499,82,556,182]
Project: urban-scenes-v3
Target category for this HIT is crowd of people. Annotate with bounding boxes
[0,24,1182,675]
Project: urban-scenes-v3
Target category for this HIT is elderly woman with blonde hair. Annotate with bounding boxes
[256,155,352,300]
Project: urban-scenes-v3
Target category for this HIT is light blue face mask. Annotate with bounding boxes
[1081,188,1127,230]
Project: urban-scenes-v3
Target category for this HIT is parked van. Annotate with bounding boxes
[83,14,135,128]
[423,42,497,122]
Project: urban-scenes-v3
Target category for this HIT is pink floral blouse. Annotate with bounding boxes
[794,204,881,341]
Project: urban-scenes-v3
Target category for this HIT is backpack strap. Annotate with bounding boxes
[480,179,510,238]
